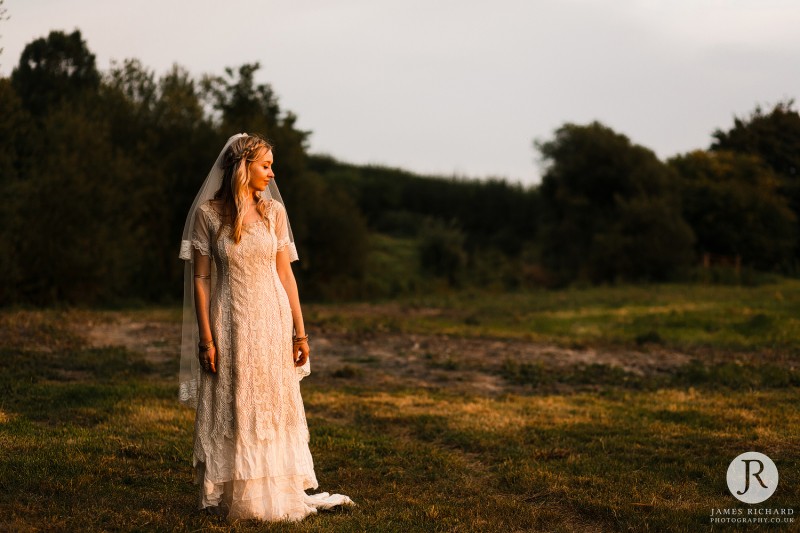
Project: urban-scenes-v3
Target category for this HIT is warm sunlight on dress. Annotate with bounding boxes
[190,198,352,521]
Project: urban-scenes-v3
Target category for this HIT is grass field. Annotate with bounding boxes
[1,279,799,531]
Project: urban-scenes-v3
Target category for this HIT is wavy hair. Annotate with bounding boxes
[212,134,273,244]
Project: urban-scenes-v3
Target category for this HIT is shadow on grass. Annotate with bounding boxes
[500,358,800,393]
[0,346,163,426]
[338,384,799,532]
[1,311,798,532]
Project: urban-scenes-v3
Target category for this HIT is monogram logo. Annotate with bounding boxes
[727,452,779,504]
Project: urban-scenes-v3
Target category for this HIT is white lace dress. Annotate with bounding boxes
[190,199,353,522]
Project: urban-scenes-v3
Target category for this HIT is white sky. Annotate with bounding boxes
[2,0,798,186]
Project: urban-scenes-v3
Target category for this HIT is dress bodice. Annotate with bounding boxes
[198,201,281,284]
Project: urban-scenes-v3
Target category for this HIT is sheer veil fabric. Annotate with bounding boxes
[177,134,353,522]
[178,133,306,409]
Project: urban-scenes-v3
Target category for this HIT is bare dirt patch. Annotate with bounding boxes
[310,331,693,395]
[73,312,179,366]
[73,312,693,395]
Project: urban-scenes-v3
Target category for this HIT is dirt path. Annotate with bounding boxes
[81,314,180,366]
[76,311,694,395]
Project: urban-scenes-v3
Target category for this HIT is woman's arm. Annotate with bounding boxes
[193,249,216,372]
[276,248,309,366]
[276,248,305,336]
[194,250,213,341]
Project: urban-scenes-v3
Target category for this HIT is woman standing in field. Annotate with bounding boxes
[178,133,353,522]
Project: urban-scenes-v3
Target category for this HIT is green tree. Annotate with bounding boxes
[419,218,468,288]
[11,30,100,116]
[5,102,141,304]
[712,100,800,183]
[310,158,540,258]
[536,121,694,284]
[4,30,126,303]
[0,78,32,302]
[710,100,800,267]
[100,59,205,301]
[0,78,30,184]
[669,150,796,271]
[299,175,369,299]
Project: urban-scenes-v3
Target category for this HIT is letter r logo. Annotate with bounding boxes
[736,459,768,495]
[727,452,778,504]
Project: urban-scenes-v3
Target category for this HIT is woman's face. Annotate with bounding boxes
[247,149,274,193]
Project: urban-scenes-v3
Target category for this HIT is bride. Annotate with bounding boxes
[178,133,354,522]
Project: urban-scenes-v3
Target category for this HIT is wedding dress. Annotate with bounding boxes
[189,197,353,522]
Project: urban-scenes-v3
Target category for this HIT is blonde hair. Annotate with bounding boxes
[213,134,273,244]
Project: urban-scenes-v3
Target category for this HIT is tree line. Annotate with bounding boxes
[0,30,798,306]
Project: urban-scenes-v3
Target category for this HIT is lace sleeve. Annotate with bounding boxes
[273,201,299,262]
[191,206,211,257]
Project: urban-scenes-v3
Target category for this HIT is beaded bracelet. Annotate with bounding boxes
[198,340,214,351]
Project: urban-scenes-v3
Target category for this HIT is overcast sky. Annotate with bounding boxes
[2,0,798,186]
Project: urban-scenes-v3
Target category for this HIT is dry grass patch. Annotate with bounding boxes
[2,296,799,531]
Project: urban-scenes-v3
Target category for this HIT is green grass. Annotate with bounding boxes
[307,278,800,355]
[1,282,799,531]
[499,359,800,392]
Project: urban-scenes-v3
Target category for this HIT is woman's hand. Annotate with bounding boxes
[199,344,217,374]
[293,339,309,367]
